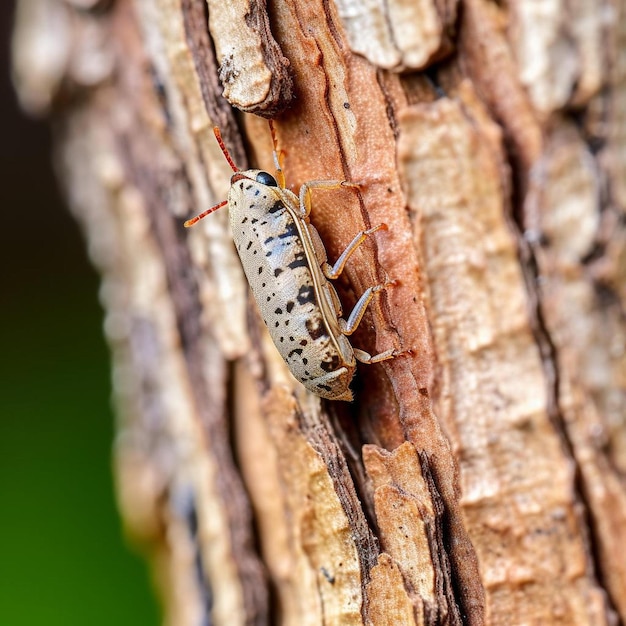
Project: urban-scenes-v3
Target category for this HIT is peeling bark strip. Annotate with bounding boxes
[398,92,609,623]
[333,0,456,72]
[12,0,626,623]
[207,0,293,115]
[180,0,241,131]
[260,388,380,624]
[363,444,463,625]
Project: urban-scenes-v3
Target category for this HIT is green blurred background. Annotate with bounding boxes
[1,3,158,624]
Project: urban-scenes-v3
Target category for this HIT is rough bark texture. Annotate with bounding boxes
[12,0,626,624]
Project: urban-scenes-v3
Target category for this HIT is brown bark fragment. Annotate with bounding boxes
[509,0,579,116]
[458,0,542,175]
[133,0,251,360]
[367,554,423,626]
[526,122,626,620]
[260,386,372,624]
[398,89,609,624]
[333,0,456,72]
[363,443,462,625]
[180,0,242,130]
[207,0,293,115]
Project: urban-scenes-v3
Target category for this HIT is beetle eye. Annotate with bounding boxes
[255,171,278,187]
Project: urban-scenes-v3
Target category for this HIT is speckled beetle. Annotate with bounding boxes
[185,124,398,401]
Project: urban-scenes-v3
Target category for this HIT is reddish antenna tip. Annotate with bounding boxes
[184,199,228,227]
[213,126,238,173]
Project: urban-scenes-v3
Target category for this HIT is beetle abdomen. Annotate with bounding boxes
[230,199,351,397]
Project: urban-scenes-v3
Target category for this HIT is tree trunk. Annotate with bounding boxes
[12,0,626,623]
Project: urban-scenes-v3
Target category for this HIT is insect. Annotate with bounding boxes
[185,124,398,401]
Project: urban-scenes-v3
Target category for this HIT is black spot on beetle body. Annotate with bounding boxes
[288,258,307,270]
[274,268,283,277]
[275,308,283,314]
[306,317,326,340]
[246,241,253,250]
[286,301,295,313]
[264,236,274,244]
[321,354,340,373]
[278,223,298,239]
[297,285,314,305]
[258,267,263,274]
[288,348,303,358]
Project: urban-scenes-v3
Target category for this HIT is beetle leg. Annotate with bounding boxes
[353,347,399,364]
[299,180,359,218]
[339,281,395,335]
[323,224,387,280]
[322,282,343,317]
[272,151,286,189]
[269,120,286,188]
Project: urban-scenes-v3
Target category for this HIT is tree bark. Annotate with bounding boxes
[12,0,626,624]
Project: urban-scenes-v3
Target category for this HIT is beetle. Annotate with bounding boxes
[185,124,398,401]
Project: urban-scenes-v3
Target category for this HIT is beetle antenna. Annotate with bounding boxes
[184,200,228,227]
[213,127,239,173]
[268,120,286,189]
